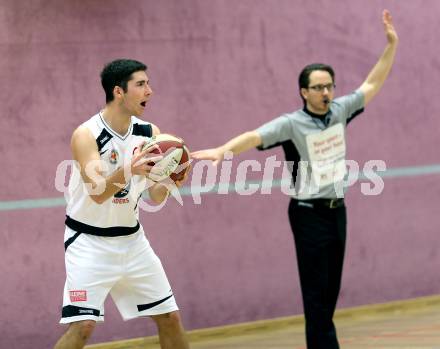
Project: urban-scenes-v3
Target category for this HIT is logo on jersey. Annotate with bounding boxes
[69,290,87,302]
[114,182,130,198]
[113,182,130,204]
[109,149,119,164]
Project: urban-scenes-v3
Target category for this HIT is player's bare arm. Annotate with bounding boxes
[148,164,191,204]
[191,130,262,166]
[151,123,160,136]
[359,10,398,105]
[147,182,170,204]
[71,126,155,204]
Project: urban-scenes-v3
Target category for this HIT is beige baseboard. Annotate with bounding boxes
[85,294,440,349]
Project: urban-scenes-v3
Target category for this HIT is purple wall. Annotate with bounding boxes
[1,0,439,348]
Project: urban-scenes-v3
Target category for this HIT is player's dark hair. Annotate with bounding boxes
[298,63,335,105]
[100,59,147,103]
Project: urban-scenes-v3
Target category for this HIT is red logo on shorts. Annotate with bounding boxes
[69,290,87,302]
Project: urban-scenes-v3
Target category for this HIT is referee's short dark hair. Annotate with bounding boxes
[101,59,147,103]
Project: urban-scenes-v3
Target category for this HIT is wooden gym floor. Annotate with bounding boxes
[86,295,440,349]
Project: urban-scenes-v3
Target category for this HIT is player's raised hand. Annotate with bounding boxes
[383,10,398,45]
[191,148,224,166]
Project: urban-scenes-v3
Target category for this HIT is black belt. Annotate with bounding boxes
[65,216,140,237]
[294,198,345,209]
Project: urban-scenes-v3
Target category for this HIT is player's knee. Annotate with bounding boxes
[70,320,96,341]
[152,311,182,328]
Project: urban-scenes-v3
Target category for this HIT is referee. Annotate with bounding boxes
[192,10,398,349]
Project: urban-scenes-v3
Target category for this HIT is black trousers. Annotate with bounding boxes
[288,199,347,349]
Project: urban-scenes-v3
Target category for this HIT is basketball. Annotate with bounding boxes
[142,134,190,182]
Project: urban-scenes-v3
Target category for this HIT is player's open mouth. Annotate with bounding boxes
[140,101,147,107]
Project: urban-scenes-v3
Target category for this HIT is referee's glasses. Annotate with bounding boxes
[308,83,335,92]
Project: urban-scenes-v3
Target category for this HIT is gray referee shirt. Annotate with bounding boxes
[256,89,365,200]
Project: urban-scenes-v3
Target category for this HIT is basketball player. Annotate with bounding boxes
[192,10,398,349]
[54,59,190,349]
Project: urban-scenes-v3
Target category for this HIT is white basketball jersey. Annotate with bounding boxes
[66,113,153,236]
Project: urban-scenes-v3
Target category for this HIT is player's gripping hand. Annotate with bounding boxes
[130,141,163,176]
[174,164,192,188]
